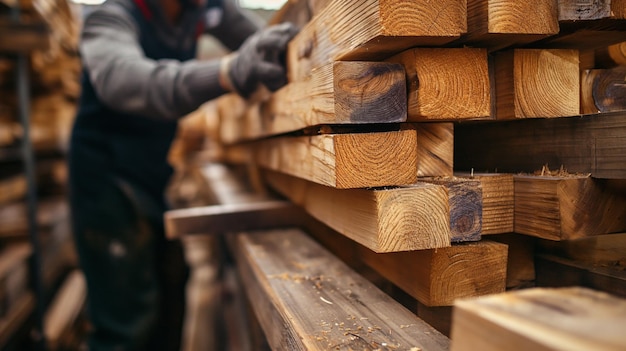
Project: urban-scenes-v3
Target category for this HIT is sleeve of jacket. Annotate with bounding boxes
[206,0,263,51]
[80,4,226,120]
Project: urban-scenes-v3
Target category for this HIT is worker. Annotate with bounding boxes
[67,0,298,349]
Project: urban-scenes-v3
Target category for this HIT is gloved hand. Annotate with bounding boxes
[222,22,299,98]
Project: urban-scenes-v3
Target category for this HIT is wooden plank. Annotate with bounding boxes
[416,304,453,337]
[358,240,508,306]
[418,177,483,242]
[164,200,307,239]
[231,228,451,351]
[461,0,559,50]
[287,0,467,82]
[451,287,626,351]
[489,233,536,289]
[0,19,49,53]
[0,197,68,238]
[558,0,613,20]
[415,123,454,177]
[514,174,626,240]
[0,175,26,206]
[387,48,491,121]
[44,270,86,351]
[455,173,514,235]
[264,170,451,252]
[494,49,580,119]
[581,66,626,114]
[595,41,626,67]
[535,254,626,298]
[454,112,626,179]
[253,129,418,189]
[220,61,407,144]
[0,292,34,347]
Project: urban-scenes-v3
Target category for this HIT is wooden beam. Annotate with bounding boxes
[264,170,451,252]
[287,0,467,82]
[581,66,626,114]
[514,174,626,240]
[44,270,86,351]
[415,123,454,177]
[220,61,407,144]
[595,41,626,67]
[451,287,626,351]
[0,292,34,347]
[0,175,26,206]
[231,229,450,350]
[489,233,536,289]
[387,48,491,121]
[418,177,483,242]
[164,200,307,239]
[253,129,418,189]
[455,173,514,235]
[494,49,580,119]
[0,19,49,53]
[358,240,508,306]
[461,0,559,50]
[454,112,626,179]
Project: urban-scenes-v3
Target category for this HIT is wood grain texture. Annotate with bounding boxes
[359,241,508,306]
[514,175,626,240]
[558,0,612,20]
[451,287,626,351]
[254,130,418,189]
[414,123,454,177]
[387,48,491,120]
[462,0,559,49]
[595,41,626,67]
[494,49,580,119]
[264,170,451,252]
[287,0,467,82]
[454,112,626,179]
[220,61,407,144]
[581,66,626,114]
[455,173,514,235]
[231,229,451,351]
[418,177,483,242]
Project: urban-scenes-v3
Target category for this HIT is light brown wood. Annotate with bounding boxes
[44,270,86,351]
[456,173,514,235]
[595,41,626,67]
[253,130,418,189]
[387,48,491,121]
[463,0,559,50]
[418,177,483,242]
[415,123,454,177]
[514,174,626,240]
[451,287,626,351]
[0,175,26,205]
[494,49,580,119]
[287,0,467,82]
[164,200,307,239]
[231,228,451,351]
[454,112,626,179]
[581,66,626,114]
[359,240,508,306]
[220,61,407,144]
[264,170,451,252]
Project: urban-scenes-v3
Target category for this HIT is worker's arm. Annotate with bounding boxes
[80,4,225,120]
[206,0,263,51]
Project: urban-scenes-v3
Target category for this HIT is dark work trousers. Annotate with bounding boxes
[69,138,188,351]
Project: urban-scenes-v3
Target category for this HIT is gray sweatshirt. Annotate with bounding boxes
[80,0,262,120]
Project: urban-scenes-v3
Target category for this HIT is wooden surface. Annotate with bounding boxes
[44,270,86,351]
[253,129,419,189]
[595,41,626,67]
[164,200,307,239]
[220,61,407,144]
[581,66,626,114]
[414,123,454,177]
[231,228,451,351]
[264,170,451,252]
[451,287,626,351]
[0,19,49,53]
[489,233,536,289]
[558,0,614,21]
[0,292,34,347]
[287,0,467,82]
[514,174,626,240]
[462,0,558,49]
[359,240,508,306]
[418,177,483,242]
[387,48,491,120]
[0,175,26,206]
[454,112,626,179]
[494,49,580,119]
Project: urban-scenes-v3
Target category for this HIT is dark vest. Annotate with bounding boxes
[71,0,220,199]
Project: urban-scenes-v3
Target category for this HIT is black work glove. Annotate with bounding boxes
[224,23,299,98]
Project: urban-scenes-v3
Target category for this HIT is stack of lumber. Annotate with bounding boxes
[0,0,81,151]
[170,0,626,348]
